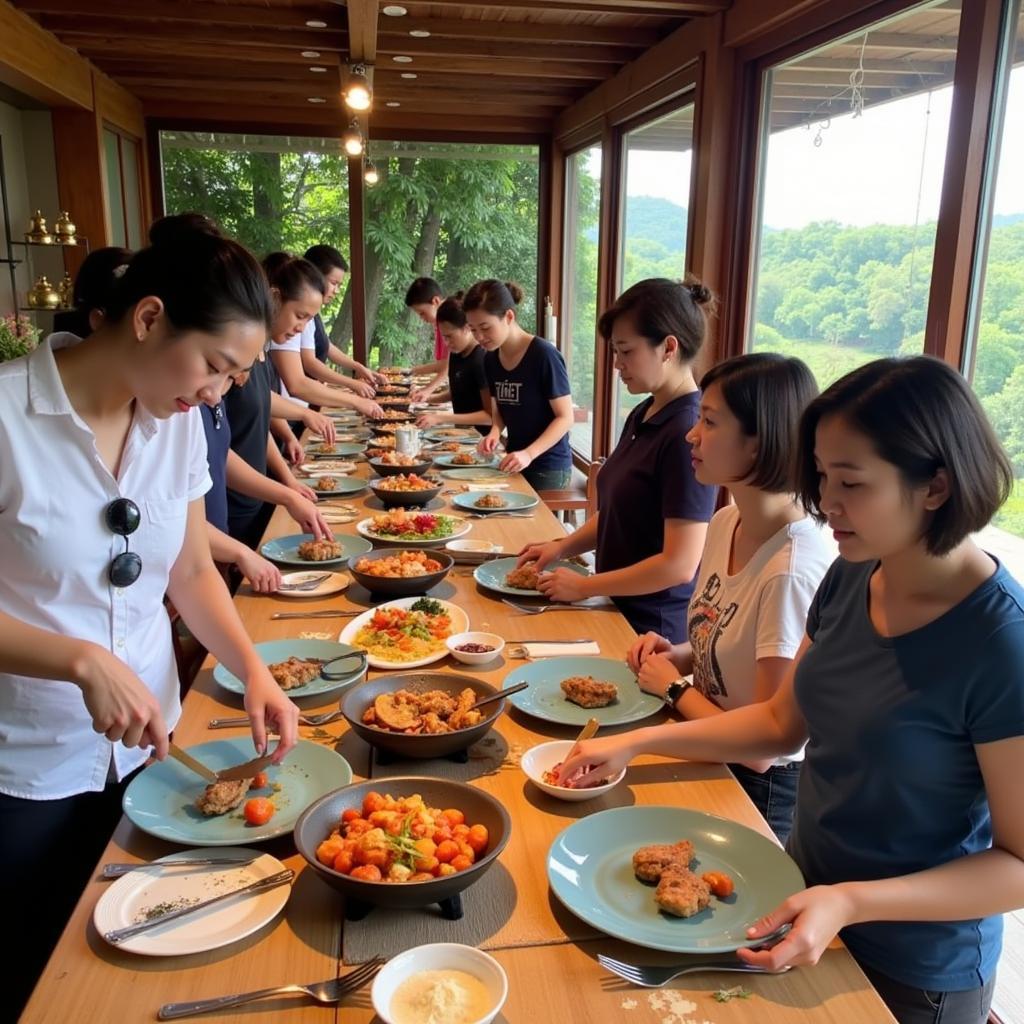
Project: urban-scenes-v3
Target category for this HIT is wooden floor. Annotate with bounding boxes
[994,912,1024,1023]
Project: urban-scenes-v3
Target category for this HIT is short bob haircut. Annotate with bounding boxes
[303,244,348,275]
[404,277,443,307]
[701,353,818,493]
[796,356,1013,556]
[436,291,467,328]
[597,276,712,363]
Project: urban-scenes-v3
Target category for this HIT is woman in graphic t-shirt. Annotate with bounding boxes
[465,279,574,491]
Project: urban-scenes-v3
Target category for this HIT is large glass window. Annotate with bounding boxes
[360,140,539,369]
[969,2,1024,552]
[563,144,602,460]
[160,131,350,342]
[749,1,962,387]
[614,104,694,442]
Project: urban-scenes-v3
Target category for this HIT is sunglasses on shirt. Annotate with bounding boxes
[105,498,142,588]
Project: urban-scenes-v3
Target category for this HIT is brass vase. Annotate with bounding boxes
[57,273,74,308]
[54,211,77,245]
[25,210,52,244]
[28,275,61,309]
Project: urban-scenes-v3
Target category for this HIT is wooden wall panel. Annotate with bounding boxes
[92,70,144,138]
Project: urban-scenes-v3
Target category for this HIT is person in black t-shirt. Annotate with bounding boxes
[464,279,574,491]
[415,292,491,436]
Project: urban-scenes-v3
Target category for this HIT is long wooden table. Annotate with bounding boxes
[21,452,895,1024]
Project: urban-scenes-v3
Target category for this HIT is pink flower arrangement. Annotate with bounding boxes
[0,314,41,363]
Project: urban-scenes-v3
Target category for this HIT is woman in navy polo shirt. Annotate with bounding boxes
[518,278,716,640]
[465,279,574,491]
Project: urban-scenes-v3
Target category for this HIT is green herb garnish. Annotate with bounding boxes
[713,985,752,1003]
[410,598,445,616]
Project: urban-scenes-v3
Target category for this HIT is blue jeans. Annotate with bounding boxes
[523,465,572,491]
[857,960,995,1024]
[728,761,800,847]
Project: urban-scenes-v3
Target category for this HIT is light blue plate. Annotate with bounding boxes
[451,491,539,514]
[473,556,589,598]
[548,806,805,952]
[212,639,366,699]
[261,533,372,567]
[123,738,353,846]
[441,467,508,481]
[432,453,500,469]
[423,429,480,443]
[296,476,368,497]
[502,656,661,726]
[305,442,366,458]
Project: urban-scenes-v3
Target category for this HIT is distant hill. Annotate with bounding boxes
[993,212,1024,229]
[585,195,688,252]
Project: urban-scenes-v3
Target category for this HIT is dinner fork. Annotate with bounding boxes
[464,512,535,519]
[502,599,598,615]
[277,573,332,592]
[157,958,384,1019]
[208,709,344,729]
[597,953,790,988]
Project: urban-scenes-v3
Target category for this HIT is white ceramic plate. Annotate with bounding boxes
[339,596,470,669]
[299,461,357,475]
[277,570,351,599]
[355,515,471,547]
[92,847,289,956]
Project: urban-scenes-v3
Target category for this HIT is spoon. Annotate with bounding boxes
[472,680,529,711]
[575,717,600,744]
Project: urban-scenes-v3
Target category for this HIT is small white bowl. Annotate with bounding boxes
[372,942,508,1024]
[521,740,626,802]
[446,631,505,665]
[446,539,501,554]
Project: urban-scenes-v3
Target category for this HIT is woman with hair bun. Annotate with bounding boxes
[51,245,133,338]
[0,212,300,1019]
[414,292,491,435]
[519,277,717,638]
[464,278,573,490]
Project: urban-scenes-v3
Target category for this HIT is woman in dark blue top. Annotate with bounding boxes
[559,357,1024,1024]
[517,278,716,639]
[464,279,573,491]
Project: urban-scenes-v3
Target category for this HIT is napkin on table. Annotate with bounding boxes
[521,641,600,658]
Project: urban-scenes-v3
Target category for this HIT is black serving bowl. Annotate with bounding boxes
[340,672,504,760]
[347,547,454,597]
[367,455,432,478]
[295,776,511,911]
[377,398,412,413]
[369,474,443,508]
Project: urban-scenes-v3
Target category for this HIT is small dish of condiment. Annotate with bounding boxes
[372,943,508,1024]
[445,632,505,665]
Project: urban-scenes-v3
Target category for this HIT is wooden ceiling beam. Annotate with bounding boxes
[102,60,343,83]
[40,17,346,51]
[376,35,636,64]
[13,0,331,30]
[382,16,660,48]
[367,54,610,80]
[382,0,724,14]
[372,69,589,94]
[116,76,343,97]
[64,38,341,63]
[780,57,956,76]
[346,0,378,64]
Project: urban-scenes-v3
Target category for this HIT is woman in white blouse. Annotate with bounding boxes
[0,214,299,1017]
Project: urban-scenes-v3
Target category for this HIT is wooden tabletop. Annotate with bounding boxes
[20,449,896,1024]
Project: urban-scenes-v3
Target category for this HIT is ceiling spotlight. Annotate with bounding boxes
[301,50,321,58]
[305,19,327,28]
[343,62,372,111]
[307,97,327,103]
[309,66,327,73]
[364,160,380,186]
[410,29,430,38]
[386,101,401,107]
[392,55,413,63]
[400,72,417,79]
[382,5,408,15]
[342,120,364,156]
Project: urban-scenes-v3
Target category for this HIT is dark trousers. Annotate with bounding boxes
[228,501,274,552]
[0,777,135,1022]
[858,960,995,1024]
[523,465,573,491]
[728,761,800,847]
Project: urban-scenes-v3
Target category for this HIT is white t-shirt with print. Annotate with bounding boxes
[268,320,316,406]
[686,503,835,765]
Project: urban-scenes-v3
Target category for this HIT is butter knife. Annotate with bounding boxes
[104,869,294,944]
[102,856,258,879]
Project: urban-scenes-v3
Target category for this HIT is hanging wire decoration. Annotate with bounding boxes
[801,31,870,146]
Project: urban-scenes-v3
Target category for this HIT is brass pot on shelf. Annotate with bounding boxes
[25,210,52,244]
[54,211,77,245]
[28,275,61,309]
[57,272,74,309]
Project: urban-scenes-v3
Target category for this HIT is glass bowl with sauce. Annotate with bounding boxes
[372,943,508,1024]
[445,632,505,666]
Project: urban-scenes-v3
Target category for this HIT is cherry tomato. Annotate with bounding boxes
[362,791,386,816]
[333,849,355,875]
[249,772,269,790]
[350,864,382,882]
[435,840,460,864]
[441,808,465,828]
[316,838,344,867]
[466,824,489,855]
[243,797,274,826]
[341,808,361,824]
[701,871,735,898]
[450,854,473,872]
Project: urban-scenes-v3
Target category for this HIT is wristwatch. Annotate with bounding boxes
[664,678,693,706]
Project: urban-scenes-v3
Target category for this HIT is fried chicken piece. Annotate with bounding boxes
[451,452,477,465]
[561,675,619,709]
[314,476,337,491]
[654,865,711,918]
[416,690,458,718]
[632,841,696,882]
[268,656,324,690]
[505,562,541,590]
[474,493,506,508]
[297,539,342,561]
[420,712,448,734]
[448,686,483,730]
[195,778,251,816]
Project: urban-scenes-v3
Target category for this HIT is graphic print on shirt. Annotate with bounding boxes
[688,573,737,698]
[495,380,523,404]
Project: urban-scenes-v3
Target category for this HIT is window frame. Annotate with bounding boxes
[102,123,144,249]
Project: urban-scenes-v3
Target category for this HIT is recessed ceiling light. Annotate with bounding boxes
[382,5,408,15]
[301,50,321,58]
[386,101,401,107]
[305,19,327,28]
[309,66,328,72]
[400,72,417,79]
[307,96,327,103]
[392,55,413,63]
[410,29,430,38]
